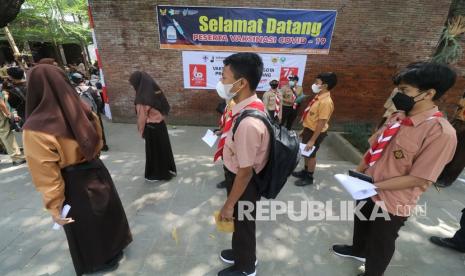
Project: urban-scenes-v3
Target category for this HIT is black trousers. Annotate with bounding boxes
[437,120,465,185]
[351,199,407,276]
[451,208,465,249]
[224,168,260,272]
[281,106,297,130]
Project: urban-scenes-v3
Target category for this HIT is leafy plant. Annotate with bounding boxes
[2,0,90,45]
[342,122,374,153]
[432,16,465,64]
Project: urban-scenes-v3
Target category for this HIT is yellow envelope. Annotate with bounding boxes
[214,211,234,233]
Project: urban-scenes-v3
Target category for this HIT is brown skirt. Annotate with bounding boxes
[62,158,132,275]
[437,119,465,185]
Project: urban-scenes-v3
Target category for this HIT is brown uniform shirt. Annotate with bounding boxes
[364,107,457,217]
[23,113,103,218]
[302,92,334,132]
[223,94,270,174]
[282,85,303,106]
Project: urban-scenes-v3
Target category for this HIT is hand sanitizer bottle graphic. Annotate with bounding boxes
[166,24,177,43]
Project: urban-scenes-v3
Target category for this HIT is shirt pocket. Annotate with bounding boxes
[392,138,420,171]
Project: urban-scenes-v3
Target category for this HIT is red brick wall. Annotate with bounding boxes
[89,0,463,127]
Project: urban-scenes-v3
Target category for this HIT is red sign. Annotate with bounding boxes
[279,67,298,87]
[189,64,207,87]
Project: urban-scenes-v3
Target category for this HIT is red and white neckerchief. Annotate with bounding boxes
[364,111,443,167]
[214,100,265,162]
[291,87,298,110]
[300,95,319,122]
[274,91,281,118]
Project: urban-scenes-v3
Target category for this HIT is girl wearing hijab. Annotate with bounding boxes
[23,64,132,275]
[129,71,176,182]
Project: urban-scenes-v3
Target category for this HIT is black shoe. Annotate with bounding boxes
[429,236,465,253]
[220,249,258,266]
[295,174,314,186]
[292,169,308,179]
[12,159,26,166]
[435,181,452,188]
[101,145,109,152]
[332,244,366,262]
[218,265,256,276]
[217,180,227,189]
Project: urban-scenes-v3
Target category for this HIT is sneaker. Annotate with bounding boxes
[332,244,366,262]
[429,236,465,253]
[218,265,256,276]
[220,249,258,266]
[292,169,308,179]
[145,178,160,182]
[12,159,26,166]
[295,174,314,186]
[217,180,227,189]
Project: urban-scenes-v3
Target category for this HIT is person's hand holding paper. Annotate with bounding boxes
[334,174,378,200]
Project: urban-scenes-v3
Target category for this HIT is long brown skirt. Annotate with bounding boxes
[62,158,132,275]
[437,119,465,185]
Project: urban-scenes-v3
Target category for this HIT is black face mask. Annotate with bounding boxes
[392,91,426,113]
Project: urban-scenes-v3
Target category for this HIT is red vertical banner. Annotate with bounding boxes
[279,67,298,87]
[189,64,207,87]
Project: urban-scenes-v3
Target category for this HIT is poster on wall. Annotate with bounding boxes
[157,5,337,54]
[182,51,307,91]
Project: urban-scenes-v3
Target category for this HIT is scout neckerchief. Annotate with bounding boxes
[274,90,281,119]
[364,111,443,167]
[291,86,298,110]
[214,100,265,162]
[300,95,319,122]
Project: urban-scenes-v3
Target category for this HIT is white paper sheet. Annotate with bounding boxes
[202,129,218,148]
[334,174,378,200]
[300,143,316,157]
[52,204,71,230]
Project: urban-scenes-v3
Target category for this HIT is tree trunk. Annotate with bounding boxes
[3,26,26,68]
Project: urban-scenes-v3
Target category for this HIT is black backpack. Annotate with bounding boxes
[233,110,301,199]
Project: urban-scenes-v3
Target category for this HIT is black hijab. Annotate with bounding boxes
[129,71,170,115]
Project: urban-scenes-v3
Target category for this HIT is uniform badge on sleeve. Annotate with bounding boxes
[394,150,405,159]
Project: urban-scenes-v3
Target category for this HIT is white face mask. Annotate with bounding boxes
[311,83,321,94]
[216,79,241,100]
[289,81,295,87]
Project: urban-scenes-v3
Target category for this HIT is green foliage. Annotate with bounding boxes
[432,26,464,64]
[2,0,91,45]
[342,122,374,153]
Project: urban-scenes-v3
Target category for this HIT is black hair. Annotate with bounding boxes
[393,62,456,100]
[6,67,24,80]
[269,79,279,88]
[223,53,263,91]
[317,72,337,90]
[288,75,299,82]
[95,82,103,90]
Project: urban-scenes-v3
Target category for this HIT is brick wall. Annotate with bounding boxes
[89,0,464,127]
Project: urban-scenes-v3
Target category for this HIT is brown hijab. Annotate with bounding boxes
[38,58,56,65]
[23,64,100,161]
[130,71,170,115]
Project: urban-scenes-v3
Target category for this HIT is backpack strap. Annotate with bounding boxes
[232,109,274,142]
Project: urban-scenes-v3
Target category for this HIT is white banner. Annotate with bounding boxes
[182,51,307,91]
